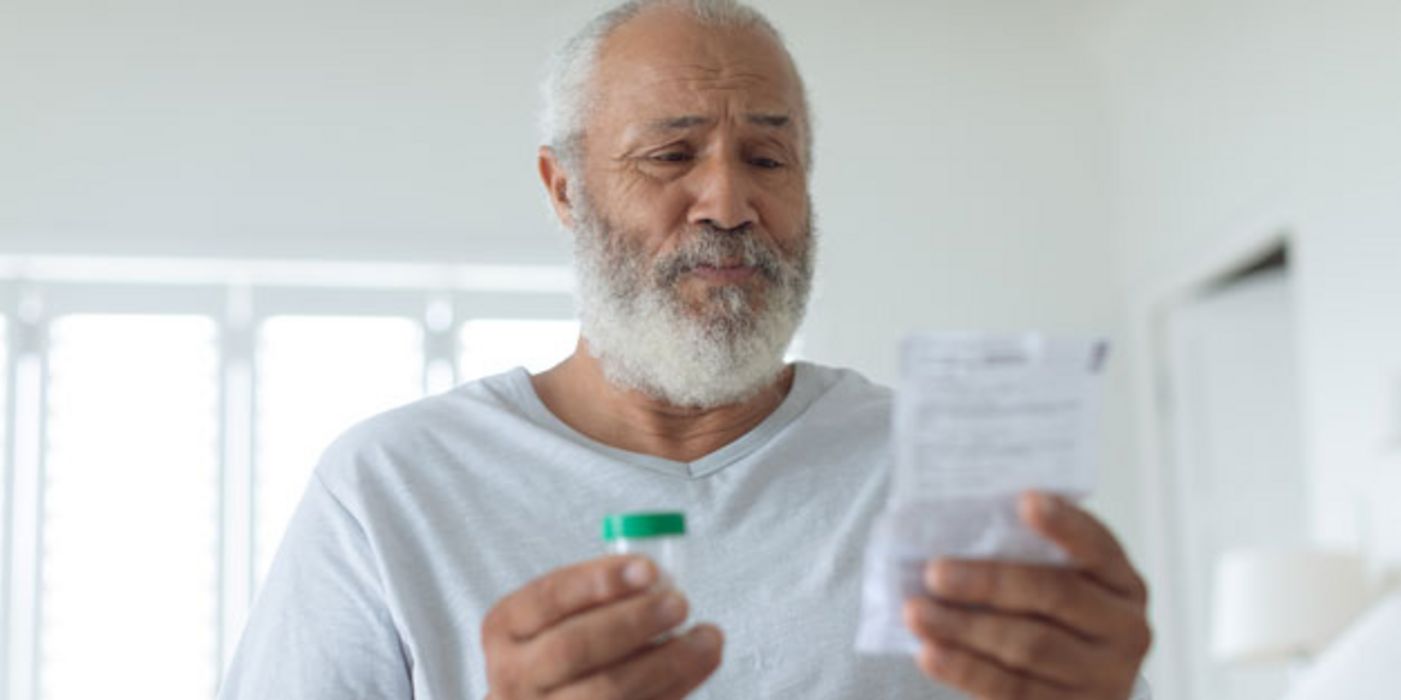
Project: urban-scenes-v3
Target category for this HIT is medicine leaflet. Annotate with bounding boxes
[856,332,1110,655]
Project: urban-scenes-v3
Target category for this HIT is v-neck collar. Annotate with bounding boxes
[498,362,828,480]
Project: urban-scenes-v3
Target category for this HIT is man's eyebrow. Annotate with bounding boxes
[646,115,711,132]
[644,113,793,132]
[745,113,791,129]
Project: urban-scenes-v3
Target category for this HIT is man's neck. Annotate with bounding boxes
[529,342,795,463]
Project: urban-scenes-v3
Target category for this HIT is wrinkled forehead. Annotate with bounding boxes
[588,10,807,139]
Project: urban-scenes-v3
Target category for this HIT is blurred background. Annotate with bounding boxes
[2,1,1400,698]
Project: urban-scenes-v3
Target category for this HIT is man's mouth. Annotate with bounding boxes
[690,262,759,282]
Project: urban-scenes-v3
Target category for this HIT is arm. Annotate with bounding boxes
[218,473,413,700]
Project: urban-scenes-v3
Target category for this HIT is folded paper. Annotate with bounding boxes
[857,332,1110,655]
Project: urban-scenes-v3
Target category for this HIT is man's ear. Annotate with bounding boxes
[538,146,576,230]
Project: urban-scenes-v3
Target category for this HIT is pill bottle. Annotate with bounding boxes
[602,511,687,590]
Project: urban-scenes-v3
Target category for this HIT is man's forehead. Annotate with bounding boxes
[642,112,794,133]
[598,59,804,138]
[594,66,803,145]
[592,10,803,114]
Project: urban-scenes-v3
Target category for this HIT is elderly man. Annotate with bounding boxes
[219,1,1151,698]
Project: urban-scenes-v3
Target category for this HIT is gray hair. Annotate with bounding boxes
[539,0,812,175]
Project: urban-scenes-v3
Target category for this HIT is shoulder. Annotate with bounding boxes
[798,361,893,410]
[791,361,893,432]
[312,369,532,500]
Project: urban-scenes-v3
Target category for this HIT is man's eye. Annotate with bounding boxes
[751,157,784,169]
[651,152,692,163]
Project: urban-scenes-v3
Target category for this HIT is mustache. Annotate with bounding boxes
[654,224,785,286]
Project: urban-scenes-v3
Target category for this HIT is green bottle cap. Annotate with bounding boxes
[602,512,686,541]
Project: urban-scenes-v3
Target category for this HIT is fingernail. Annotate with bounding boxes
[624,559,654,589]
[658,590,688,624]
[687,626,720,651]
[1035,492,1060,518]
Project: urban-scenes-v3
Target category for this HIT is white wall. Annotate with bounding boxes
[1294,192,1401,560]
[1096,0,1401,561]
[1095,1,1401,696]
[770,0,1115,376]
[0,0,588,264]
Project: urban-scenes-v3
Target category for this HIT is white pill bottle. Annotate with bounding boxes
[602,511,687,590]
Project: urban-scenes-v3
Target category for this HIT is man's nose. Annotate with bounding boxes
[686,154,758,231]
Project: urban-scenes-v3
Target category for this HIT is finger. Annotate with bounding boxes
[485,555,657,642]
[915,639,1075,700]
[1020,491,1147,602]
[547,624,724,700]
[528,586,690,690]
[925,559,1145,643]
[904,597,1097,688]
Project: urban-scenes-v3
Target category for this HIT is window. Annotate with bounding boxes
[458,318,579,380]
[254,316,424,580]
[40,315,221,700]
[0,261,575,700]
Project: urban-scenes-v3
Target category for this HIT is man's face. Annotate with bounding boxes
[557,9,814,407]
[579,9,812,321]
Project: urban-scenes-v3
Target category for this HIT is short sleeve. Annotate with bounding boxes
[218,472,413,700]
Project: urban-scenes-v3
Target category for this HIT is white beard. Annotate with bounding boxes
[569,190,814,409]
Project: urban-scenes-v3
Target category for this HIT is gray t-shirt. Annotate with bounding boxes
[216,362,1106,698]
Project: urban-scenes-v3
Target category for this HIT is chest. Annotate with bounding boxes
[384,477,960,697]
[364,411,960,698]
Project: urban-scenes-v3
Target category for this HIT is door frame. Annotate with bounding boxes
[1127,214,1295,700]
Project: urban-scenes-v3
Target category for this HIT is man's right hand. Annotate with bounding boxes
[482,555,724,699]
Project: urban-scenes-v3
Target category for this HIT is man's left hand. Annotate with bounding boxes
[902,491,1152,700]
